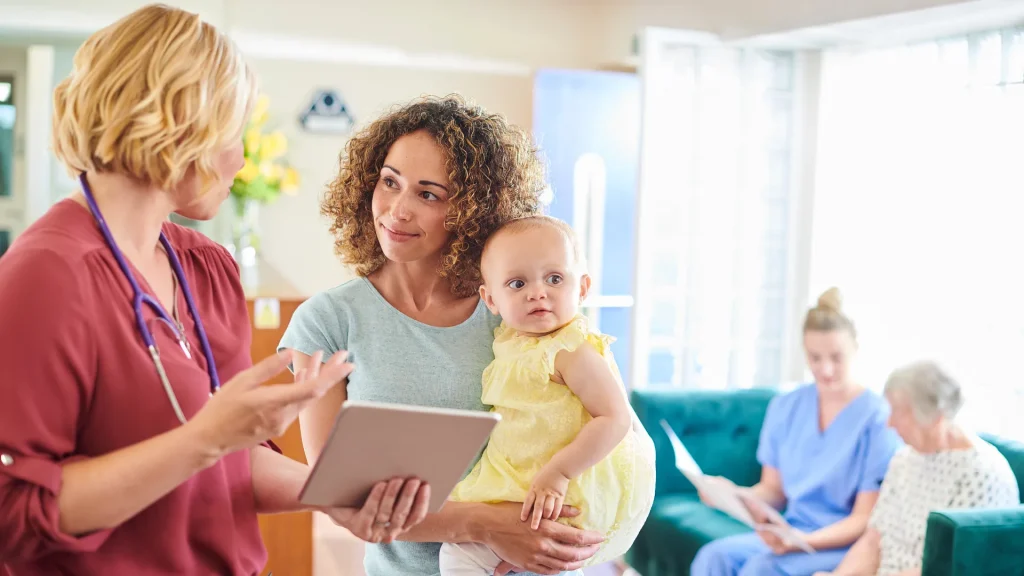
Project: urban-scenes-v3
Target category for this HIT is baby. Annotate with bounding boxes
[439,215,657,575]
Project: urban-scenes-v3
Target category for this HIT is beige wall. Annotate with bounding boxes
[249,59,533,295]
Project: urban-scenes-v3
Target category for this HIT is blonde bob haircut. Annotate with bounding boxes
[52,3,257,192]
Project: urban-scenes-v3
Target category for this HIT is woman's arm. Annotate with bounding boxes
[249,445,316,515]
[398,501,604,575]
[290,350,347,466]
[57,424,218,535]
[749,466,787,511]
[804,491,879,551]
[829,526,882,575]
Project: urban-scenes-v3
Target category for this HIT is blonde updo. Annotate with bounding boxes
[52,3,257,193]
[803,287,857,340]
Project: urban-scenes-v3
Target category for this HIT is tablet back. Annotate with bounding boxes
[297,400,501,513]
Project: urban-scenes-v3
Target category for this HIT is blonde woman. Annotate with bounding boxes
[815,361,1019,576]
[691,288,904,576]
[0,5,427,575]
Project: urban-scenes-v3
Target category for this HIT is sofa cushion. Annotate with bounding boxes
[628,493,752,574]
[632,388,776,496]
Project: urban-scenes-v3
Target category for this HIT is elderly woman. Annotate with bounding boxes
[815,361,1019,576]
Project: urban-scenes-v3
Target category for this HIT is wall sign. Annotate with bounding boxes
[299,89,355,135]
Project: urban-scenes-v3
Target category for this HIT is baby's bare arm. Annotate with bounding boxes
[547,345,632,479]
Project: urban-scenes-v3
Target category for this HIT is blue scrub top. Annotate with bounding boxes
[756,383,903,532]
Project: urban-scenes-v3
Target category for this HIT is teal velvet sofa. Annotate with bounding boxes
[626,388,1024,576]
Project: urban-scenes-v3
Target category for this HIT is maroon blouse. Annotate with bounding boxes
[0,199,267,575]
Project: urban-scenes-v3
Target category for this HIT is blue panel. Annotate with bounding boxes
[532,69,641,383]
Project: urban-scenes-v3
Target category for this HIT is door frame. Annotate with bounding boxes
[0,47,28,253]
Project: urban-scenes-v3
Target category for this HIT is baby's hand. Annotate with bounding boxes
[521,465,571,530]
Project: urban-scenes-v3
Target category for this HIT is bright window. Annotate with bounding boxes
[811,28,1024,439]
[632,29,801,390]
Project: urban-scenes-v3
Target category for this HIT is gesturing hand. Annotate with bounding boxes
[521,465,571,530]
[187,349,353,462]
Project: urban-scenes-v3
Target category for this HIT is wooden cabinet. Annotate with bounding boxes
[243,263,313,576]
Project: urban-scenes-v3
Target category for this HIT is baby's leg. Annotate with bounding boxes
[438,542,503,576]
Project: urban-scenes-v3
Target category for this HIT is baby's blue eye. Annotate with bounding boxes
[508,279,525,289]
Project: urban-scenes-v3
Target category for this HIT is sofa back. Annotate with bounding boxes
[631,388,777,497]
[980,433,1024,503]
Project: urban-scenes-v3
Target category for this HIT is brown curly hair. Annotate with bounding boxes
[322,94,545,297]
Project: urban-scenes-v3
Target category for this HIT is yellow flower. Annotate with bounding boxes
[250,95,270,128]
[282,167,300,194]
[261,162,284,185]
[259,131,288,161]
[244,128,261,156]
[236,158,259,183]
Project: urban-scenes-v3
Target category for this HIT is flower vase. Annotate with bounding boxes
[230,197,261,291]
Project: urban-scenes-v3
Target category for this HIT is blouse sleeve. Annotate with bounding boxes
[0,249,114,561]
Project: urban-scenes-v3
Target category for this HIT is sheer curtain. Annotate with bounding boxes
[811,28,1024,439]
[632,29,801,390]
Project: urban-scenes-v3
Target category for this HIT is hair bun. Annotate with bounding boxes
[817,287,843,313]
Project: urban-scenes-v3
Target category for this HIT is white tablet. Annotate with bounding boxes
[298,400,501,514]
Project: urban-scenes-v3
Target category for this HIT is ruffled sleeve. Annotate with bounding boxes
[539,315,615,376]
[0,249,114,561]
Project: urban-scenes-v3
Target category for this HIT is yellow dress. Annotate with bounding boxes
[449,314,656,565]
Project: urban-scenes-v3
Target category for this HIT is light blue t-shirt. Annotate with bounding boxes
[279,277,560,576]
[756,383,904,534]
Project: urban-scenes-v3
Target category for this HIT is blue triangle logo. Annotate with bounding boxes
[300,89,355,134]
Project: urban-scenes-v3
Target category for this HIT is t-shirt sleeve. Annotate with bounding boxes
[277,290,347,370]
[858,407,903,493]
[756,395,785,470]
[0,249,114,560]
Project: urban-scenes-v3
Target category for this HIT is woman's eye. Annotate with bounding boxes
[383,177,398,188]
[420,191,440,201]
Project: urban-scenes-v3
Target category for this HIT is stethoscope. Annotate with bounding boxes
[80,173,221,424]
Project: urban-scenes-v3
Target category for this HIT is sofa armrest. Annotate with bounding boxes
[922,507,1024,576]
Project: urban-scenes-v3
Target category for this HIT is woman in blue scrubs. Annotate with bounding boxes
[691,287,903,576]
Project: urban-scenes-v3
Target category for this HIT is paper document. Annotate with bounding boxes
[659,419,816,554]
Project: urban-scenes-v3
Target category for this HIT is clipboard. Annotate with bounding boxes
[298,400,501,513]
[659,419,816,554]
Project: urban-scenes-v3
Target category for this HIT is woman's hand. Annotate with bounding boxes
[757,526,806,555]
[187,349,353,463]
[521,465,571,529]
[697,475,736,507]
[480,502,604,576]
[326,477,431,544]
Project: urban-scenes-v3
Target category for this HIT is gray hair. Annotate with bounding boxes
[883,360,964,425]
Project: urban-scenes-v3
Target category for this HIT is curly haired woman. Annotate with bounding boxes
[278,95,604,576]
